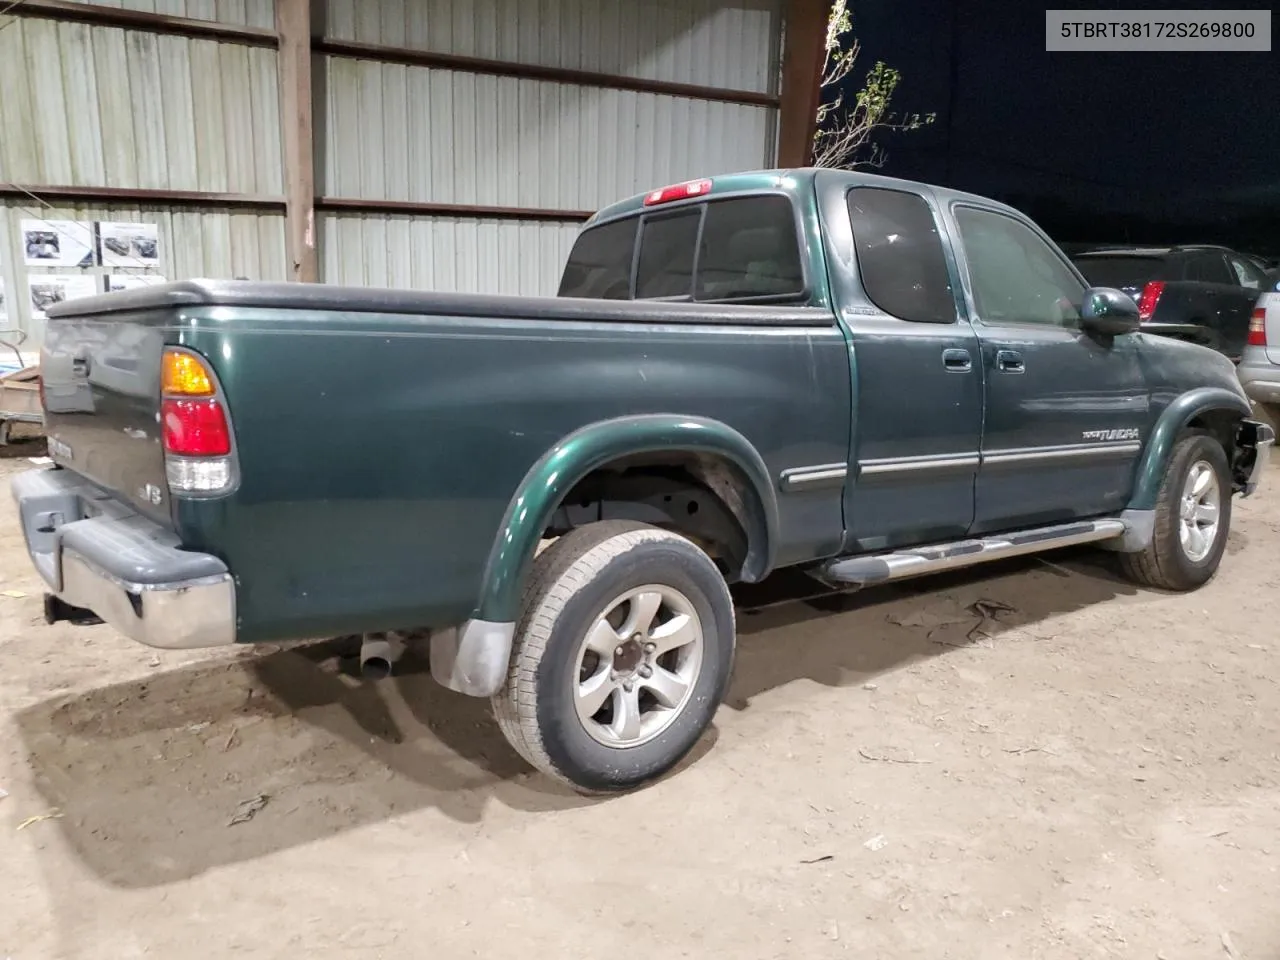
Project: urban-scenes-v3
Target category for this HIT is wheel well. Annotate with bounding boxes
[1186,408,1251,486]
[544,452,756,580]
[1186,408,1238,454]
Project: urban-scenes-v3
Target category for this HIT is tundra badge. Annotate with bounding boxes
[1081,428,1140,442]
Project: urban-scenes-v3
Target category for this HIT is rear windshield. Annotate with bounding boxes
[558,194,805,303]
[1071,255,1168,289]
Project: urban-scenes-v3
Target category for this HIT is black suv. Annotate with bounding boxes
[1069,245,1271,361]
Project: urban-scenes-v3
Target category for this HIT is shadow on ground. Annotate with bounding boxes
[15,545,1137,887]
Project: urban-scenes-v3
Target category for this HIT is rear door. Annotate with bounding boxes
[947,204,1150,532]
[835,183,984,552]
[1182,252,1253,358]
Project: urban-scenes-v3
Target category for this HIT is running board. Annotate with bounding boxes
[813,518,1128,587]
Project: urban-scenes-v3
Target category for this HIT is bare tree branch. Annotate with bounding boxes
[812,0,935,169]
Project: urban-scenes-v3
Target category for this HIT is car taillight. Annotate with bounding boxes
[642,178,712,206]
[1137,281,1164,323]
[162,398,230,455]
[1248,307,1268,346]
[160,347,235,494]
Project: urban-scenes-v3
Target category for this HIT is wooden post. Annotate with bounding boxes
[276,0,318,282]
[776,0,829,168]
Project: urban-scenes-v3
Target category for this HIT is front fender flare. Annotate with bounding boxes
[1129,386,1251,510]
[473,414,780,625]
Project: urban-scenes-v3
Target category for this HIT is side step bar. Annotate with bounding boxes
[813,518,1127,587]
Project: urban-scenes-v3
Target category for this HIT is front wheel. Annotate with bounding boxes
[492,520,735,793]
[1118,432,1232,591]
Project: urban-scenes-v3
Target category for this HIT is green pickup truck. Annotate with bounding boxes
[14,168,1275,793]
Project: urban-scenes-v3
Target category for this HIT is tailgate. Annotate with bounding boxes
[41,308,171,524]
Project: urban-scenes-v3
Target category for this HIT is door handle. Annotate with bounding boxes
[995,349,1024,373]
[942,348,972,372]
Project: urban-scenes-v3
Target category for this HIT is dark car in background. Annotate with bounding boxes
[1242,252,1280,290]
[1070,245,1271,361]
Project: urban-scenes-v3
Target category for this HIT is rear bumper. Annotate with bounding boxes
[1237,354,1280,404]
[11,467,236,649]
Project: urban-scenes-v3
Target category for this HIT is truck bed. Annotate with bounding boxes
[40,279,849,644]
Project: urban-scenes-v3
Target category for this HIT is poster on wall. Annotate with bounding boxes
[29,275,100,320]
[106,274,167,293]
[98,221,160,268]
[21,219,95,268]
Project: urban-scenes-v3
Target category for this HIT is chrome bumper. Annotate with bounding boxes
[11,467,236,649]
[1240,419,1275,497]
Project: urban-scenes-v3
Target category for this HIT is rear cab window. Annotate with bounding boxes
[845,186,957,323]
[558,195,807,304]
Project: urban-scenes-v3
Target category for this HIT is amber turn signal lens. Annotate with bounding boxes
[162,350,215,397]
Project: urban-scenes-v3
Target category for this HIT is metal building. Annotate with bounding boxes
[0,0,827,348]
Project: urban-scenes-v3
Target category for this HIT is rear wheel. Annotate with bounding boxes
[492,520,735,793]
[1118,432,1232,591]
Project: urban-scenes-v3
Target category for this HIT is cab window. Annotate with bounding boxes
[558,195,806,304]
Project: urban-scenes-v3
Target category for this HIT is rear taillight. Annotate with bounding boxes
[1248,307,1268,347]
[1137,281,1164,323]
[162,398,231,455]
[161,348,235,495]
[642,178,712,206]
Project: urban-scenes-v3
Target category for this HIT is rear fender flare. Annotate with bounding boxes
[1129,386,1250,510]
[473,414,780,624]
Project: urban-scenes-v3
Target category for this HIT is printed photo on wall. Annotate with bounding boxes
[21,219,95,268]
[98,221,160,268]
[106,274,167,293]
[29,274,100,320]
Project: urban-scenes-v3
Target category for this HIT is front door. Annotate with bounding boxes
[838,183,984,553]
[947,203,1150,533]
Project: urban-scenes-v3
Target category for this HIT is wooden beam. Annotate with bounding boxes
[315,38,780,108]
[315,197,592,223]
[0,186,590,223]
[776,0,829,167]
[7,0,277,47]
[276,0,318,282]
[0,184,285,210]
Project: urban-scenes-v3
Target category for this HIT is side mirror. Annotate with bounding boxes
[1079,286,1140,336]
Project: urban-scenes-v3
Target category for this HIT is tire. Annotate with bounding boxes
[492,520,736,793]
[1118,431,1232,591]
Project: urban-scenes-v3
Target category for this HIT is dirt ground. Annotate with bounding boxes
[1,441,1279,960]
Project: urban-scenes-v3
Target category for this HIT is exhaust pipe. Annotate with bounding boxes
[359,632,405,680]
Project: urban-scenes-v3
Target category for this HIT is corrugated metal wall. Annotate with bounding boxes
[0,200,287,346]
[321,65,775,211]
[56,0,274,29]
[0,15,285,342]
[318,0,784,295]
[0,18,281,194]
[1,0,786,332]
[321,214,580,292]
[324,0,779,93]
[0,202,287,281]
